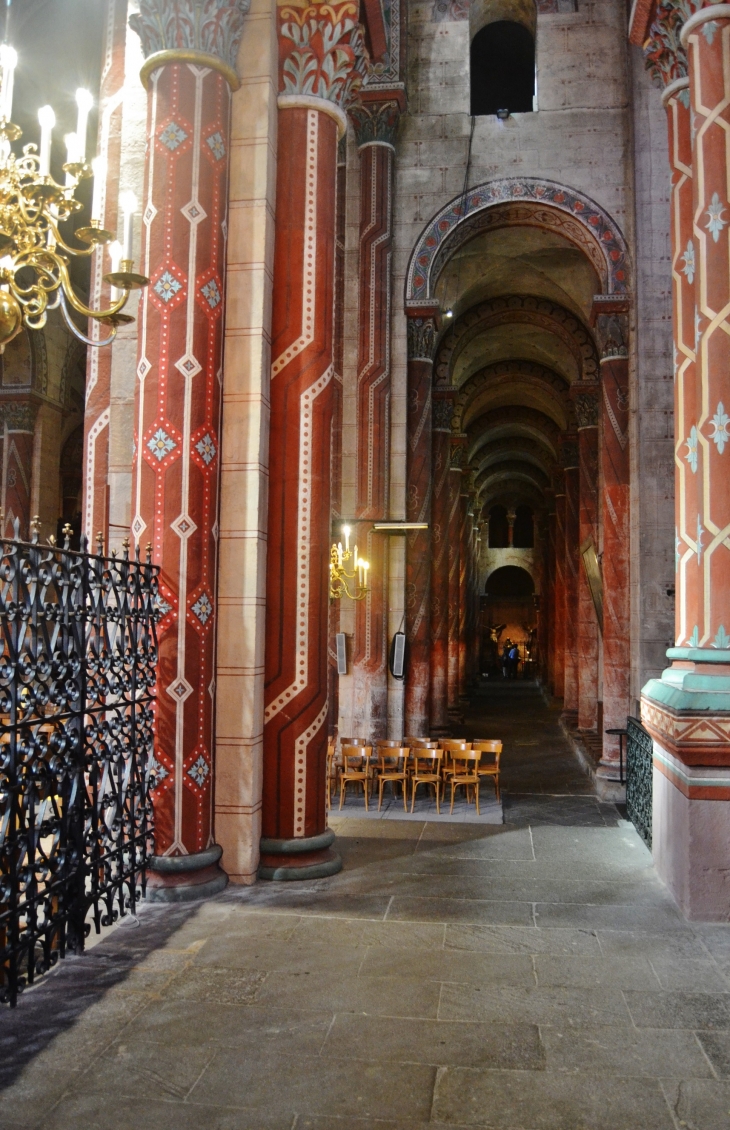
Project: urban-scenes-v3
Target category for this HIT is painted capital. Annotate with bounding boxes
[594,311,629,360]
[130,0,251,87]
[572,385,600,428]
[642,1,699,88]
[407,315,437,361]
[0,401,37,431]
[278,0,368,109]
[450,435,467,469]
[432,386,456,431]
[350,98,400,148]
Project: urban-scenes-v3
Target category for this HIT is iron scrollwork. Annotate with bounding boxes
[626,715,653,848]
[0,526,159,1006]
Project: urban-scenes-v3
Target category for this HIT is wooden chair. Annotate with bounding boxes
[440,740,472,784]
[404,736,438,748]
[473,740,502,801]
[326,741,338,809]
[410,748,443,814]
[448,749,482,815]
[377,746,410,812]
[339,744,373,810]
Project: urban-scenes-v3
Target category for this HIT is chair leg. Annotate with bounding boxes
[436,779,441,815]
[495,775,500,802]
[410,779,417,813]
[475,778,480,816]
[450,779,455,814]
[339,776,345,810]
[364,776,369,812]
[378,777,384,812]
[402,777,408,812]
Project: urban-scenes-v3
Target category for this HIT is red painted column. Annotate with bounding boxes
[552,472,566,700]
[447,441,463,714]
[0,405,34,539]
[573,387,600,729]
[405,311,437,737]
[349,100,400,740]
[664,75,699,646]
[429,392,453,734]
[129,3,249,897]
[594,301,631,791]
[261,1,365,878]
[82,0,126,545]
[327,138,346,742]
[543,493,556,691]
[458,490,470,698]
[562,440,580,722]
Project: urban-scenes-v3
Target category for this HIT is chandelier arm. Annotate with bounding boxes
[47,219,96,259]
[55,260,130,320]
[58,290,116,347]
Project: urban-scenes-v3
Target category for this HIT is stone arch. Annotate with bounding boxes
[484,561,538,591]
[434,295,598,387]
[470,0,536,36]
[453,360,573,433]
[405,178,629,307]
[472,435,556,479]
[467,406,561,463]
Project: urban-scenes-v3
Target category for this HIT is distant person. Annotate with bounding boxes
[501,640,511,679]
[508,642,519,679]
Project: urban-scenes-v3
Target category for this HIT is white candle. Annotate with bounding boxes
[0,44,17,122]
[343,525,350,553]
[75,89,93,162]
[108,238,122,299]
[64,133,77,185]
[90,155,105,223]
[37,104,55,177]
[119,190,137,260]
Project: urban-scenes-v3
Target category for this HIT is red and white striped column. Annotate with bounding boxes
[349,98,401,741]
[572,386,600,730]
[260,0,366,879]
[447,439,464,715]
[430,393,453,734]
[129,1,249,897]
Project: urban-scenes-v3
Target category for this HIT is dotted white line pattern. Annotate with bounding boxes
[264,363,333,724]
[271,111,318,378]
[293,701,328,837]
[83,408,110,539]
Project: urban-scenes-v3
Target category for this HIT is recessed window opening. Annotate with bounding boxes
[470,20,535,116]
[488,505,509,548]
[513,505,534,548]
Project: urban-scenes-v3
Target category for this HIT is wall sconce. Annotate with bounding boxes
[329,524,369,601]
[496,108,510,121]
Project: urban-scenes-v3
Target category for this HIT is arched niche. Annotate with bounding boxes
[470,0,536,37]
[486,564,535,596]
[405,178,629,308]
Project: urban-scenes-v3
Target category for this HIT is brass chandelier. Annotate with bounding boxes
[330,525,369,601]
[0,43,148,351]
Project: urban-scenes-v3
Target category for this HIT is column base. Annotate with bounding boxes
[594,763,626,803]
[643,649,730,920]
[145,844,229,903]
[258,828,342,881]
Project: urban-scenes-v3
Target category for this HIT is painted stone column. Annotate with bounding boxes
[349,99,400,741]
[82,0,127,544]
[665,75,700,647]
[260,0,366,879]
[458,489,471,698]
[129,0,250,898]
[552,472,566,700]
[561,437,580,722]
[543,492,556,691]
[447,439,464,714]
[642,6,730,918]
[405,311,437,737]
[594,301,631,797]
[0,403,35,539]
[429,390,454,734]
[573,386,600,730]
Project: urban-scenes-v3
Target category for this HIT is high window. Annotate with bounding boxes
[513,505,534,548]
[470,20,535,116]
[488,505,509,548]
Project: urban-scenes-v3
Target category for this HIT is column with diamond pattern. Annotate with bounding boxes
[130,59,231,892]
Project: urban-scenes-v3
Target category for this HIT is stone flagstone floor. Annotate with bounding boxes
[2,682,730,1129]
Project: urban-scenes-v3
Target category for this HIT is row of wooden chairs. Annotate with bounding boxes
[326,738,502,815]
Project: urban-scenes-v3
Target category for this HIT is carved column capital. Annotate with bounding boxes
[571,384,600,428]
[277,0,369,118]
[407,313,438,362]
[350,97,400,149]
[449,434,467,470]
[559,435,579,470]
[130,0,251,89]
[591,297,630,361]
[642,1,698,90]
[0,400,37,432]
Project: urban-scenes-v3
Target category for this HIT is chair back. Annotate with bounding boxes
[341,737,368,747]
[378,746,409,771]
[474,739,502,767]
[405,736,438,748]
[450,749,481,774]
[342,744,372,769]
[440,740,472,751]
[412,748,443,774]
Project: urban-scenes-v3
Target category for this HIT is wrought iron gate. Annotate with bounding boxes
[0,528,159,1006]
[626,715,653,848]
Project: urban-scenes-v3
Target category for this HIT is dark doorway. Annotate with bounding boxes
[470,20,535,116]
[513,504,534,548]
[488,504,509,547]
